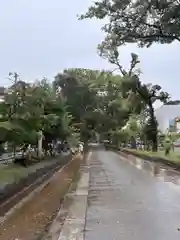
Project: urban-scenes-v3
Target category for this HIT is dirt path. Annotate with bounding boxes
[0,154,82,240]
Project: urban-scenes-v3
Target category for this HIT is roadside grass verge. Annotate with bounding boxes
[123,148,180,164]
[0,165,28,185]
[0,153,83,240]
[0,157,64,185]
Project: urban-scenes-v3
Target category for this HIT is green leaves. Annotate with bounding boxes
[53,68,132,143]
[54,69,100,141]
[79,1,175,151]
[0,66,169,153]
[80,0,180,48]
[0,76,75,146]
[0,121,15,131]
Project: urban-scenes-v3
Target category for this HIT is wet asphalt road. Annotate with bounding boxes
[85,150,180,240]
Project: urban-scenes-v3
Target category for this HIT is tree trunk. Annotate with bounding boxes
[13,146,16,159]
[83,140,88,153]
[165,147,170,156]
[148,101,158,152]
[38,131,43,159]
[131,136,137,149]
[152,135,158,152]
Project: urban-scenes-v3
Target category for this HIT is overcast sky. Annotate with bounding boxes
[0,0,180,103]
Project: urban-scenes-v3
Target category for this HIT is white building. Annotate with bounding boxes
[155,104,180,133]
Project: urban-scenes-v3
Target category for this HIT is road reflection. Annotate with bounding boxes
[125,154,180,187]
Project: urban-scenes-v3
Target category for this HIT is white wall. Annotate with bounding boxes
[155,105,180,133]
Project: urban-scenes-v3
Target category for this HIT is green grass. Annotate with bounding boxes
[125,149,180,163]
[0,157,61,185]
[0,165,29,184]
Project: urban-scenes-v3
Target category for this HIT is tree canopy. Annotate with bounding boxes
[80,0,180,48]
[0,75,75,154]
[79,2,174,151]
[0,64,172,155]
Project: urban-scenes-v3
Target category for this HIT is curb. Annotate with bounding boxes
[121,149,180,170]
[44,151,92,240]
[0,154,79,225]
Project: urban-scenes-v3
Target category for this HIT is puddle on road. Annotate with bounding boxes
[123,154,180,188]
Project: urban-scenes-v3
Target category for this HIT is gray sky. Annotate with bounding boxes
[0,0,180,103]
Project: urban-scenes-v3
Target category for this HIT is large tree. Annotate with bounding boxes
[80,0,180,48]
[0,75,75,158]
[54,68,101,144]
[54,68,133,145]
[90,71,132,140]
[82,7,170,151]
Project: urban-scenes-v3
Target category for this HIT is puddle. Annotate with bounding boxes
[125,155,180,187]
